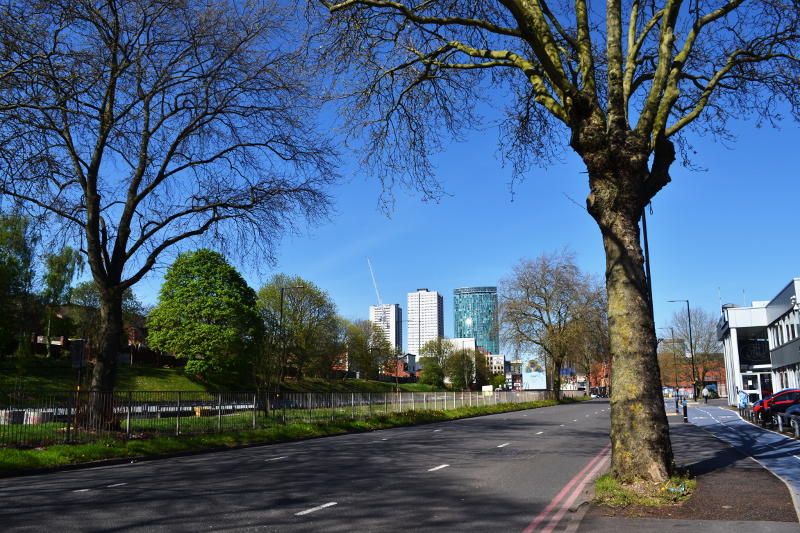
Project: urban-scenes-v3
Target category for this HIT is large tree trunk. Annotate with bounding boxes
[577,121,673,482]
[83,286,123,430]
[91,288,123,392]
[600,210,672,481]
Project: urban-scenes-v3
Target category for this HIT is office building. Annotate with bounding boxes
[718,278,800,404]
[407,288,444,355]
[369,304,403,352]
[453,286,499,354]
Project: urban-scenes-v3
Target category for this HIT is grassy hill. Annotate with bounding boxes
[0,356,440,393]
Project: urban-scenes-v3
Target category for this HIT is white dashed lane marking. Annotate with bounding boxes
[72,489,90,493]
[295,502,337,516]
[265,456,287,462]
[427,464,449,472]
[536,431,543,435]
[497,442,510,448]
[107,483,126,488]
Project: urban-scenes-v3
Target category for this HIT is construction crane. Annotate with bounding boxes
[367,257,399,390]
[366,257,389,332]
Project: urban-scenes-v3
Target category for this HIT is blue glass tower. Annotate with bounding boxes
[453,287,499,354]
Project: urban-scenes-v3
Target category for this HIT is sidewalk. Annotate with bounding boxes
[578,400,800,532]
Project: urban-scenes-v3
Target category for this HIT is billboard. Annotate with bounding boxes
[522,359,546,389]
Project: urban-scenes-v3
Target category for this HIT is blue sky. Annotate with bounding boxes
[133,110,798,355]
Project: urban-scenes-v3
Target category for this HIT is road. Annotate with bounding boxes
[0,399,611,532]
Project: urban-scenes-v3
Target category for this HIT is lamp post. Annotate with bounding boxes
[668,299,697,399]
[278,285,303,422]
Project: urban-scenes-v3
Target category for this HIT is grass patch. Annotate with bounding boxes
[0,396,588,473]
[594,473,696,507]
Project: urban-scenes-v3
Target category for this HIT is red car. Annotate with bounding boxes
[753,389,800,422]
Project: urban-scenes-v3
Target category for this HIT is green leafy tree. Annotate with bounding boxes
[41,246,83,357]
[147,250,261,377]
[313,0,799,481]
[255,274,341,397]
[418,338,453,388]
[445,349,475,391]
[0,214,37,356]
[491,374,506,390]
[344,319,392,380]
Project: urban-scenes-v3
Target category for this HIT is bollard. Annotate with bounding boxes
[682,399,688,423]
[675,396,679,414]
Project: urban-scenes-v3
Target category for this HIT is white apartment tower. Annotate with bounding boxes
[369,304,403,352]
[407,288,444,355]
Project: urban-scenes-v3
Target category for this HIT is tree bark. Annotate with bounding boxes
[578,120,673,482]
[91,287,123,393]
[82,286,123,430]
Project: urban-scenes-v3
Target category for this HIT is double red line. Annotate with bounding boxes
[522,442,611,533]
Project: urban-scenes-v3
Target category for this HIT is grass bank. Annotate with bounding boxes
[0,356,443,393]
[0,396,588,474]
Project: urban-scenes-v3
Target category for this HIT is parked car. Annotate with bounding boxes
[785,404,800,417]
[753,388,800,422]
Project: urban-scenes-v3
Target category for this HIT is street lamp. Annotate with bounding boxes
[668,299,697,398]
[278,285,303,421]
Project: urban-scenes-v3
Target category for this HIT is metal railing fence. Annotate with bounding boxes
[0,389,583,448]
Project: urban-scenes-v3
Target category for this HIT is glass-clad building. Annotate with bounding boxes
[453,286,499,354]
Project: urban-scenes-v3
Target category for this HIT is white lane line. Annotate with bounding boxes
[106,483,126,488]
[497,442,510,448]
[573,419,578,422]
[794,455,800,461]
[73,489,90,493]
[295,502,337,516]
[381,438,389,441]
[265,456,287,462]
[560,424,565,427]
[536,431,543,435]
[427,464,449,472]
[433,429,441,432]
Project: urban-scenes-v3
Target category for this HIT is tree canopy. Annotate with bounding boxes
[147,249,261,377]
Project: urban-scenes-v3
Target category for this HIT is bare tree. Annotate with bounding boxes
[0,0,337,405]
[665,307,722,390]
[312,0,798,481]
[500,250,599,401]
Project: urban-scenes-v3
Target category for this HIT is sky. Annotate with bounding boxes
[130,104,799,355]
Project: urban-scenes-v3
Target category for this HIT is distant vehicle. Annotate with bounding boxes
[753,388,800,422]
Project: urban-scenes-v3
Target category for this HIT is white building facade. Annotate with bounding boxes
[718,278,800,405]
[407,288,444,356]
[369,304,403,352]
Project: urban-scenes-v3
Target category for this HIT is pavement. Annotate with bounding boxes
[579,398,800,532]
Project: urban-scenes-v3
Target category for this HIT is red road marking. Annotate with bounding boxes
[521,442,611,533]
[541,448,611,532]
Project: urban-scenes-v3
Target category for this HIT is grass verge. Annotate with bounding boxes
[0,396,588,473]
[593,472,696,507]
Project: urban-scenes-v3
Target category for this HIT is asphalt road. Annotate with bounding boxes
[0,399,611,532]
